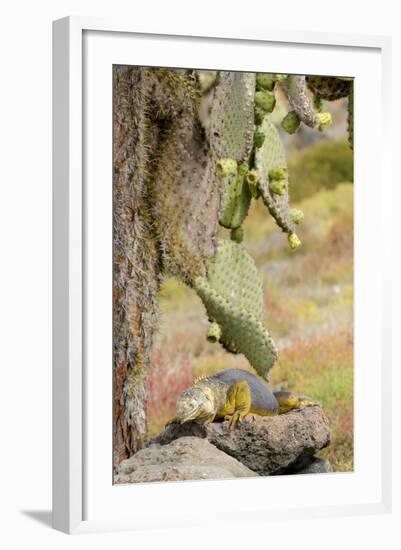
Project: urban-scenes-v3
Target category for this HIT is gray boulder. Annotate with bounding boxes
[115,436,258,483]
[152,407,330,476]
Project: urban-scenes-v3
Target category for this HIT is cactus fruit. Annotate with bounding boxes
[306,76,351,101]
[254,90,276,113]
[246,169,260,199]
[218,160,252,229]
[288,233,302,250]
[269,167,288,181]
[217,158,237,178]
[256,73,275,92]
[290,208,305,225]
[316,112,332,131]
[281,110,301,134]
[269,179,287,196]
[268,168,288,197]
[207,321,222,342]
[254,129,266,148]
[194,239,278,378]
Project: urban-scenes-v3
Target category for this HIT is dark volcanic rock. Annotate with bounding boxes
[291,456,333,474]
[115,436,258,483]
[152,407,330,476]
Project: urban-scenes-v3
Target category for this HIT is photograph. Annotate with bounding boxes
[112,66,354,483]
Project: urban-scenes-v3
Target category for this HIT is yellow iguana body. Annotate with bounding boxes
[170,368,319,430]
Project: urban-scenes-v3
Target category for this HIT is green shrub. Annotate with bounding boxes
[288,140,353,202]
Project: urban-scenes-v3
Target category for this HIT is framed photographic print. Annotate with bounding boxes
[52,16,392,534]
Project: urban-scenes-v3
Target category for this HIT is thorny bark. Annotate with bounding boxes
[113,66,161,466]
[113,66,221,467]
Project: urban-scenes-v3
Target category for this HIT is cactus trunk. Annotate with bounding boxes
[113,66,161,465]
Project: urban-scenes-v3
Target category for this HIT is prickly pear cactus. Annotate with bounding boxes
[254,115,298,243]
[194,239,278,379]
[113,66,353,460]
[210,72,256,230]
[280,75,332,132]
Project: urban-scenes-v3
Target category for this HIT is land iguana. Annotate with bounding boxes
[168,368,320,430]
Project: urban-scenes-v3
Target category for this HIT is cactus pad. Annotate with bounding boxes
[280,75,317,128]
[194,239,278,378]
[209,71,256,163]
[210,72,256,230]
[306,76,351,101]
[149,69,220,284]
[254,116,296,236]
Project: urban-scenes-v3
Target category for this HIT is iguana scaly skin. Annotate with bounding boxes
[169,368,320,430]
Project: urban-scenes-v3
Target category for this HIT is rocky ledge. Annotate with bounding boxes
[115,407,331,483]
[115,436,257,483]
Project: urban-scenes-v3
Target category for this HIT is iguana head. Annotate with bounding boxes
[175,387,213,424]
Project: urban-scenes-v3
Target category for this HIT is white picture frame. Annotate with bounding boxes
[52,16,392,534]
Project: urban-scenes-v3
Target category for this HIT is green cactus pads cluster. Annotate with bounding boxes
[194,239,278,378]
[306,76,351,101]
[254,116,297,237]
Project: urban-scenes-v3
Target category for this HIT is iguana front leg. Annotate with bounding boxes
[220,380,252,430]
